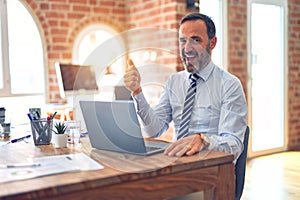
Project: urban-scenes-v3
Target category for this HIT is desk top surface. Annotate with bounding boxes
[0,131,234,198]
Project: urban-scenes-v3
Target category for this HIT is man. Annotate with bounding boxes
[123,13,247,161]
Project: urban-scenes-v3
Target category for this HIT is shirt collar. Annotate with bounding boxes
[185,61,215,82]
[199,61,215,81]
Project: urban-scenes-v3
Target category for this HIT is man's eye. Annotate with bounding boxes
[192,38,200,43]
[179,39,186,43]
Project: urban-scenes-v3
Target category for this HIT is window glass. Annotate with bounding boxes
[78,30,113,64]
[250,2,285,153]
[0,0,4,89]
[0,0,45,125]
[200,0,224,68]
[7,0,45,94]
[75,27,125,86]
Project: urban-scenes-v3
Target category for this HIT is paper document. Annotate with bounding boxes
[0,153,104,183]
[0,140,7,147]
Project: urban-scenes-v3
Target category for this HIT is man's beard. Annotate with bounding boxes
[181,43,211,73]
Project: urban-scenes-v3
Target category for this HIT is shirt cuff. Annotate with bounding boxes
[133,92,148,111]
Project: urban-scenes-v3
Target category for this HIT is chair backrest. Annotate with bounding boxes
[235,126,250,200]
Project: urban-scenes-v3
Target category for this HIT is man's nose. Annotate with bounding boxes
[184,39,194,52]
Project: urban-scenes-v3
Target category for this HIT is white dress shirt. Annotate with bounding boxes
[133,61,247,161]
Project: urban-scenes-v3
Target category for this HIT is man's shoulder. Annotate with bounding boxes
[213,66,241,83]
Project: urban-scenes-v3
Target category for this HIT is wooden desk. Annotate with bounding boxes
[0,137,235,200]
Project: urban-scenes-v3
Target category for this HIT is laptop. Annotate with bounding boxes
[79,100,169,155]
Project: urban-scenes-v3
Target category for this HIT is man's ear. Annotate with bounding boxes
[210,36,217,50]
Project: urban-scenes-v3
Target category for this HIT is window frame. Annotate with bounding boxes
[0,0,11,96]
[72,24,126,86]
[247,0,288,158]
[72,24,121,64]
[199,0,228,69]
[0,0,46,97]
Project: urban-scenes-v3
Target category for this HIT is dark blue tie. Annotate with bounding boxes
[177,73,200,139]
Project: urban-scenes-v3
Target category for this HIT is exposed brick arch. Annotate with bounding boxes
[23,0,50,48]
[67,16,124,51]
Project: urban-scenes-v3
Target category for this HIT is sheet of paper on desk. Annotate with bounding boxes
[0,140,7,147]
[0,153,104,184]
[31,153,104,171]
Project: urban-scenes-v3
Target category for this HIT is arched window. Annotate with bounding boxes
[73,26,116,65]
[0,0,45,124]
[72,24,125,100]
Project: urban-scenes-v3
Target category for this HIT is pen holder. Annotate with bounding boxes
[30,118,53,145]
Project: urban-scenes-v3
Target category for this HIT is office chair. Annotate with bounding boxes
[235,126,250,200]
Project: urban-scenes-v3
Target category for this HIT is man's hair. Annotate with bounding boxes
[180,13,216,40]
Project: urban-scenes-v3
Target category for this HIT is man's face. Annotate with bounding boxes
[179,20,216,73]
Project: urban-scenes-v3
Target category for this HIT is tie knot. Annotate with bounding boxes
[189,73,200,84]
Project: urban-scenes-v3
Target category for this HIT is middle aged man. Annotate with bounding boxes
[123,13,247,162]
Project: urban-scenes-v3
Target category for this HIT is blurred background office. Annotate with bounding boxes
[0,0,299,178]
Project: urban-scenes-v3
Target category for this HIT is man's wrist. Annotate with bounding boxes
[132,87,142,96]
[199,133,210,151]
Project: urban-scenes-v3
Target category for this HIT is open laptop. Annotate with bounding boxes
[79,100,169,155]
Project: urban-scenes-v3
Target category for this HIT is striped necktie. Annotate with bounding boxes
[177,73,200,139]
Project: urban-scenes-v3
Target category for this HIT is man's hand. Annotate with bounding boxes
[123,59,142,96]
[164,134,203,157]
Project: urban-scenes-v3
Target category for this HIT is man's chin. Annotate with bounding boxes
[186,65,196,73]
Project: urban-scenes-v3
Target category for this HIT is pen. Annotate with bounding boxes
[0,163,41,169]
[48,111,57,121]
[36,111,40,119]
[10,135,31,143]
[66,156,72,160]
[37,111,57,141]
[27,113,33,121]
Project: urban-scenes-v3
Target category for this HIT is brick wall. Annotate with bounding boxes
[24,0,127,103]
[288,0,300,150]
[227,0,248,96]
[22,0,300,150]
[124,0,192,88]
[226,0,300,150]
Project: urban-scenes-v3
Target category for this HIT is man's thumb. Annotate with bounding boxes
[127,58,136,70]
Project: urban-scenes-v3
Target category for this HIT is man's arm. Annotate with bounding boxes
[214,77,248,160]
[133,91,172,138]
[164,77,247,162]
[123,59,172,138]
